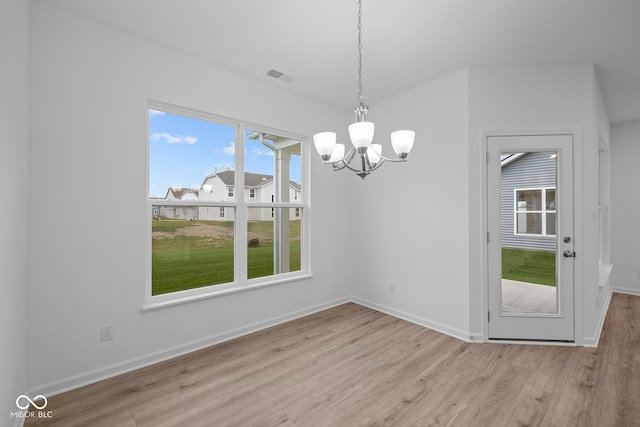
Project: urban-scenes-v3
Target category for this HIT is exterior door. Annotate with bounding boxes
[487,134,574,341]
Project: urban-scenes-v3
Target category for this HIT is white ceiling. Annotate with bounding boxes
[39,0,640,123]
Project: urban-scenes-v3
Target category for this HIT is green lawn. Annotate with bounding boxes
[502,247,556,287]
[152,219,301,295]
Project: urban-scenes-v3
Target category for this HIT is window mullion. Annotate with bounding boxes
[541,188,546,236]
[235,123,247,285]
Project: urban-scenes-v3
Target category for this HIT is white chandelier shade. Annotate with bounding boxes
[391,130,415,159]
[367,143,382,165]
[348,121,375,149]
[312,131,337,160]
[329,143,346,162]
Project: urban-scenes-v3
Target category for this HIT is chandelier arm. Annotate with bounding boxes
[320,145,358,171]
[329,149,367,174]
[367,157,386,172]
[367,147,408,166]
[322,148,356,169]
[345,146,357,163]
[341,157,366,174]
[321,145,357,166]
[378,155,408,163]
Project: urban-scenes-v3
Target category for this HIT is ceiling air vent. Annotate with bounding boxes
[266,69,295,83]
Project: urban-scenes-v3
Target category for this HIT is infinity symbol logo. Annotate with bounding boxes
[16,395,48,410]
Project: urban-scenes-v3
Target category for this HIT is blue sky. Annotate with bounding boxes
[149,109,300,198]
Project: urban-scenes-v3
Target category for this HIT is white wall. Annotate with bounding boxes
[467,64,609,344]
[27,2,351,394]
[350,69,471,339]
[611,119,640,295]
[1,0,29,423]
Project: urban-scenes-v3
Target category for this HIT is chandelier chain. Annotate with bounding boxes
[357,0,364,106]
[312,0,414,179]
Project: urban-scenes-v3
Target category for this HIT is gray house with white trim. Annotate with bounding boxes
[500,151,557,251]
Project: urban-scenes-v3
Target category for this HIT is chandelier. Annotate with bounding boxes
[313,0,415,179]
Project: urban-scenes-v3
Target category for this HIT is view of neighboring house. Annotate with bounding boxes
[153,170,302,222]
[501,152,557,251]
[153,187,199,220]
[165,187,199,201]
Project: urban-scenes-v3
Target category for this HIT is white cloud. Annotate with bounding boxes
[151,132,197,144]
[182,135,197,144]
[251,146,274,157]
[149,110,166,118]
[222,141,235,155]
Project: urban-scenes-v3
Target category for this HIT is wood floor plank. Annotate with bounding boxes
[25,294,640,427]
[430,361,532,426]
[495,384,552,427]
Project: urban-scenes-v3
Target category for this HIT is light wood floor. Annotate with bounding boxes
[26,293,639,427]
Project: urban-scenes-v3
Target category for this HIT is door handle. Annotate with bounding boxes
[563,250,576,258]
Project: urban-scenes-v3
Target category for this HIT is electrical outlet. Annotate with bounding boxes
[388,282,396,293]
[101,324,114,342]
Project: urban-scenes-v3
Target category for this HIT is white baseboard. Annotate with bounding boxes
[351,297,473,343]
[582,287,613,347]
[27,296,350,398]
[612,287,640,297]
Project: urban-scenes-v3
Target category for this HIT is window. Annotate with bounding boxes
[147,103,308,306]
[514,187,556,236]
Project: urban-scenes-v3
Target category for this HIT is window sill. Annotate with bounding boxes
[141,273,313,312]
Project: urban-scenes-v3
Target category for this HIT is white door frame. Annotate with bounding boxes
[479,129,582,344]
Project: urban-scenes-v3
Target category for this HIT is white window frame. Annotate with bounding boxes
[513,187,556,237]
[598,140,612,286]
[227,186,234,198]
[144,101,311,311]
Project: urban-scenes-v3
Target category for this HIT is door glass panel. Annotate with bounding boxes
[501,151,557,314]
